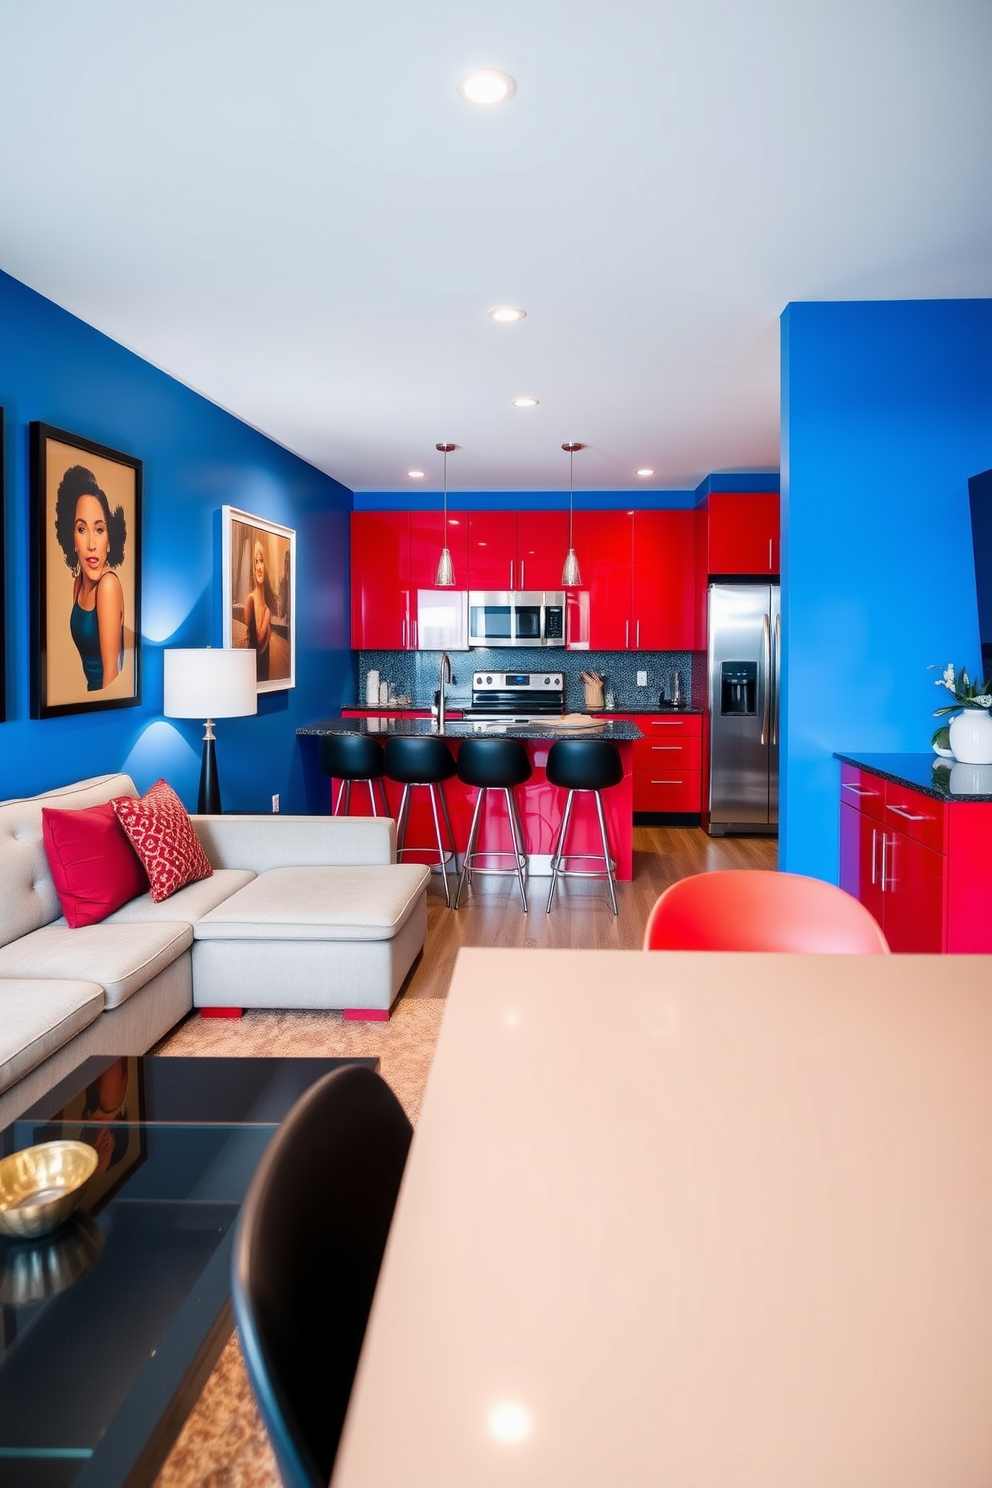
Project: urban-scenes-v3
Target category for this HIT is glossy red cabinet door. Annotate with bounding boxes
[351,512,409,649]
[839,801,885,932]
[467,511,518,589]
[571,510,632,649]
[881,828,945,953]
[517,509,569,591]
[707,492,780,575]
[409,510,469,589]
[632,510,698,649]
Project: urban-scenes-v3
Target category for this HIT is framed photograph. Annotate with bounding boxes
[39,1056,148,1213]
[222,505,296,693]
[0,408,5,724]
[30,423,141,719]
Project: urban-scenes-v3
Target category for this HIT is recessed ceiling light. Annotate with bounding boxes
[488,306,526,323]
[636,468,654,477]
[457,69,516,105]
[407,469,425,479]
[512,396,539,408]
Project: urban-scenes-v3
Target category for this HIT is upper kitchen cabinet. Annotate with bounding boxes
[466,510,569,591]
[351,511,410,649]
[352,509,469,648]
[707,492,780,575]
[570,510,700,650]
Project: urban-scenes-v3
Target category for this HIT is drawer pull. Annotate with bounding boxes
[842,783,879,797]
[652,745,682,751]
[651,720,684,726]
[650,780,684,786]
[887,804,929,822]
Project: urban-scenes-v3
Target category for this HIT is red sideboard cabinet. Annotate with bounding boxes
[838,758,992,953]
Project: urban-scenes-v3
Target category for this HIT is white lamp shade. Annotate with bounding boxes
[163,649,258,719]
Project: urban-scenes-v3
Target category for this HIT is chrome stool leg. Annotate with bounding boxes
[395,784,412,857]
[427,783,454,907]
[504,787,529,910]
[593,787,619,916]
[546,788,576,913]
[454,786,487,909]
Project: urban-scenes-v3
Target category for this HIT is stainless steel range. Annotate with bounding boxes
[461,670,565,722]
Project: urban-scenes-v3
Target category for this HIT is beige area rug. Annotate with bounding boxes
[152,996,447,1488]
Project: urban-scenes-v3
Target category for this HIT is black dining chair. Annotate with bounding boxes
[231,1065,413,1488]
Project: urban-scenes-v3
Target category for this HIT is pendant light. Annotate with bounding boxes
[435,442,456,586]
[561,441,584,587]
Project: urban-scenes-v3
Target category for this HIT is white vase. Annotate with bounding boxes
[948,708,992,765]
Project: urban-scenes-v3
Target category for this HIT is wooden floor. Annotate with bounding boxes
[401,824,778,1000]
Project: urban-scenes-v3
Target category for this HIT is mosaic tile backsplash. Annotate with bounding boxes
[357,648,701,712]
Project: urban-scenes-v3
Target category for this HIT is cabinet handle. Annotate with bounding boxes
[520,560,524,589]
[402,617,407,649]
[652,745,682,752]
[871,827,878,887]
[882,832,892,891]
[636,620,641,647]
[651,719,684,727]
[842,783,879,798]
[510,560,514,590]
[887,804,929,822]
[625,619,629,648]
[413,620,418,649]
[769,538,773,570]
[651,780,683,786]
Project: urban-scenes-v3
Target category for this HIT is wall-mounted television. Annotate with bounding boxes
[967,468,992,674]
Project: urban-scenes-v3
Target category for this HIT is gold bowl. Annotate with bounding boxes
[0,1140,98,1240]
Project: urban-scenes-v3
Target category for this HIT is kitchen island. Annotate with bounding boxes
[298,715,642,880]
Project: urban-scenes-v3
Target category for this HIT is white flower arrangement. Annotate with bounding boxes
[930,662,992,716]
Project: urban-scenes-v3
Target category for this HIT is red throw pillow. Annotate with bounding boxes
[111,779,213,903]
[42,802,150,928]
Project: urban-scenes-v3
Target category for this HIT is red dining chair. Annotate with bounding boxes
[643,869,890,954]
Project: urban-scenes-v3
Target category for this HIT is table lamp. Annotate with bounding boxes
[163,648,258,813]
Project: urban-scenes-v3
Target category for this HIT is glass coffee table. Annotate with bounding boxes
[0,1054,378,1488]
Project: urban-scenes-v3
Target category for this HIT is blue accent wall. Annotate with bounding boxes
[0,270,355,811]
[780,299,992,882]
[353,473,778,512]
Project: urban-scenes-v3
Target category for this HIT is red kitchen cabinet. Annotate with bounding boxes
[516,509,570,590]
[632,713,702,813]
[633,510,699,650]
[351,511,410,649]
[466,510,517,589]
[409,510,469,590]
[467,510,568,591]
[707,492,779,576]
[838,763,992,953]
[571,510,700,650]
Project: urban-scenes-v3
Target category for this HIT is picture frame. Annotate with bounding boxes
[222,505,296,693]
[30,423,142,719]
[0,408,5,724]
[39,1056,148,1213]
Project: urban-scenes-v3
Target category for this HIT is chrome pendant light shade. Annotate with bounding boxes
[435,442,456,586]
[561,441,584,587]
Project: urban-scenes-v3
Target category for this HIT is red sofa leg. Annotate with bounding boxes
[344,1008,389,1021]
[199,1007,244,1018]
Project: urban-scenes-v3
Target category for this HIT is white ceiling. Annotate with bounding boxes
[1,1,990,494]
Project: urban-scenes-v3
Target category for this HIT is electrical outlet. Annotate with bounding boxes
[271,794,280,813]
[636,670,647,687]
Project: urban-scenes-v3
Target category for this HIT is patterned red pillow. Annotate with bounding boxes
[42,802,150,927]
[111,780,213,903]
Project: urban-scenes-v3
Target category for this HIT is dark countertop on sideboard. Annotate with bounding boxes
[300,716,644,742]
[835,752,992,803]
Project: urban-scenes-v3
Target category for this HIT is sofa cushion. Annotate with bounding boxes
[0,920,193,1010]
[193,864,431,943]
[112,780,213,902]
[102,868,256,925]
[0,774,138,948]
[0,978,105,1095]
[42,802,149,927]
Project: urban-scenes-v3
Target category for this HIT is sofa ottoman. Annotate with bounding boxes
[191,863,431,1017]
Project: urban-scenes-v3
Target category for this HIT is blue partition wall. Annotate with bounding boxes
[780,298,992,882]
[0,270,355,810]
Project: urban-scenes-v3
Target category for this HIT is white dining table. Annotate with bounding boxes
[331,948,992,1488]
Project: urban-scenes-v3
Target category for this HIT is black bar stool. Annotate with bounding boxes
[545,738,624,915]
[383,736,458,906]
[319,733,389,817]
[454,738,533,911]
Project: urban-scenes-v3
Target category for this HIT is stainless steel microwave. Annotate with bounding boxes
[468,591,566,648]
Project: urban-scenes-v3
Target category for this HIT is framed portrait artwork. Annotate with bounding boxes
[222,506,296,693]
[30,423,142,719]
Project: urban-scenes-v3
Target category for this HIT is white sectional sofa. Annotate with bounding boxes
[0,773,430,1126]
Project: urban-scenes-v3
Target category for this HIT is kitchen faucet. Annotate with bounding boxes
[437,652,452,733]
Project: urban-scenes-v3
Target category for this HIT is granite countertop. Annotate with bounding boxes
[835,751,992,802]
[339,702,701,716]
[300,716,644,742]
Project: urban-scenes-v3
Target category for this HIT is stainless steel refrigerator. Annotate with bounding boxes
[707,582,780,836]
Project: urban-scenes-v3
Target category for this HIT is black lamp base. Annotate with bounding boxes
[198,734,221,814]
